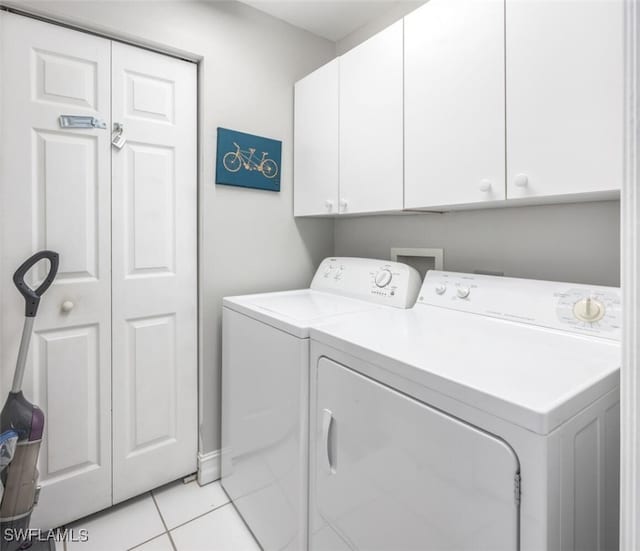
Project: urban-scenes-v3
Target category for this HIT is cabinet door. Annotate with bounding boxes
[0,13,112,529]
[404,0,505,209]
[339,21,403,215]
[294,60,339,216]
[506,0,623,200]
[311,358,519,551]
[111,42,198,503]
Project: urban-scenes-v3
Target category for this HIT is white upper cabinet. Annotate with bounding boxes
[404,0,506,209]
[506,0,623,201]
[294,59,339,216]
[294,0,624,215]
[339,20,404,215]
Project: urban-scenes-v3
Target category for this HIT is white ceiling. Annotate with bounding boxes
[237,0,416,42]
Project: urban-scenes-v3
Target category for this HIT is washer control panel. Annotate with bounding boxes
[418,271,621,340]
[311,257,422,308]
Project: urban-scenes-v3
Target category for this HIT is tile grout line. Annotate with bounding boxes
[124,493,173,551]
[127,532,169,551]
[163,498,232,533]
[226,499,263,550]
[150,492,178,551]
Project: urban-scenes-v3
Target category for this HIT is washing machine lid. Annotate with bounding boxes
[310,306,620,435]
[224,289,381,338]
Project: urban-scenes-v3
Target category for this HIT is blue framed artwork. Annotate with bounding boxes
[216,128,282,192]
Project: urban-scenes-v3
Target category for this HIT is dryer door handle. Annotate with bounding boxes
[322,408,336,474]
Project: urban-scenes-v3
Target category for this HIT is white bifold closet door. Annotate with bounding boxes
[0,13,113,529]
[111,42,197,504]
[0,12,197,528]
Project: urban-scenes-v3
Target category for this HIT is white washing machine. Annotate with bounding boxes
[220,257,421,551]
[308,271,621,551]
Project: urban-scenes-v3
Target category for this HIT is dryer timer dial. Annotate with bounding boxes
[573,297,605,323]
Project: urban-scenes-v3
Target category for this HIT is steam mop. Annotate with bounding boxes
[0,251,59,551]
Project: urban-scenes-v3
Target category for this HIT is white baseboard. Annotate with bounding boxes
[197,449,221,486]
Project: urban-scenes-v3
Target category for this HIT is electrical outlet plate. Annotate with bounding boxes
[390,247,444,280]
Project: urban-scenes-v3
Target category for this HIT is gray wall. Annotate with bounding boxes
[11,0,336,457]
[334,201,621,286]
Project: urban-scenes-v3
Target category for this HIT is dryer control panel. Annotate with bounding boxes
[311,257,422,309]
[418,271,621,340]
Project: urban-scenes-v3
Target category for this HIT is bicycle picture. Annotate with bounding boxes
[223,142,279,179]
[216,128,282,192]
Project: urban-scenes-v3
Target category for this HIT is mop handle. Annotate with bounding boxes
[11,251,59,393]
[13,251,59,318]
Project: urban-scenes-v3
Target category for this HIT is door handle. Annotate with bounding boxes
[58,115,107,129]
[322,408,336,474]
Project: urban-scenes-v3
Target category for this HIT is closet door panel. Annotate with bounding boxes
[0,12,112,529]
[111,42,197,503]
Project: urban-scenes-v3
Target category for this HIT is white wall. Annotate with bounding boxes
[9,0,336,458]
[334,201,621,286]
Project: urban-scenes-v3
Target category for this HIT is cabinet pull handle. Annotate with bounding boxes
[322,408,336,474]
[339,199,348,213]
[325,200,334,212]
[514,174,529,188]
[479,179,492,192]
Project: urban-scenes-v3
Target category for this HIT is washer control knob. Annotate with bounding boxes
[375,269,393,288]
[456,287,471,299]
[435,284,447,295]
[573,297,605,322]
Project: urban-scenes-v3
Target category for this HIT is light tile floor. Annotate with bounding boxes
[59,480,261,551]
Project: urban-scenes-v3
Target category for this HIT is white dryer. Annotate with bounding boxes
[308,271,621,551]
[220,257,421,551]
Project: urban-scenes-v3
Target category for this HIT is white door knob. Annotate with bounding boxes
[325,200,333,212]
[479,179,492,192]
[339,199,348,212]
[514,174,529,188]
[61,300,74,313]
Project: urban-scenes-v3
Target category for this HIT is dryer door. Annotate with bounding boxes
[311,358,520,551]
